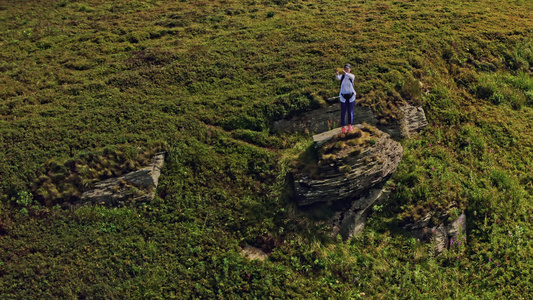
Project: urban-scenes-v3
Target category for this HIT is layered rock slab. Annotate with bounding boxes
[273,101,427,140]
[292,125,402,239]
[80,152,165,206]
[398,105,428,138]
[273,101,378,134]
[294,125,402,207]
[405,210,467,254]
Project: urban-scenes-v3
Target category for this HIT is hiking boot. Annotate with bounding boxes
[348,124,353,132]
[341,127,347,133]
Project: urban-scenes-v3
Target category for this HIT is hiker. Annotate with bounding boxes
[335,63,356,133]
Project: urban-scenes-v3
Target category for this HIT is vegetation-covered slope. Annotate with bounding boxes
[1,0,532,298]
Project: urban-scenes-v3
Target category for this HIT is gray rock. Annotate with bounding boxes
[399,105,429,138]
[285,101,428,240]
[293,125,402,240]
[294,125,402,206]
[432,213,467,254]
[272,101,378,134]
[80,152,165,206]
[313,127,343,148]
[446,212,467,247]
[272,102,427,140]
[407,211,467,255]
[241,245,269,262]
[433,224,450,254]
[332,186,391,239]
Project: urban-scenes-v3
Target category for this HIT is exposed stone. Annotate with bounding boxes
[313,127,343,148]
[272,101,378,134]
[399,105,428,138]
[447,212,467,242]
[80,152,165,206]
[407,211,467,255]
[292,125,402,240]
[331,185,391,239]
[272,101,427,140]
[294,125,402,207]
[240,245,269,262]
[284,99,428,240]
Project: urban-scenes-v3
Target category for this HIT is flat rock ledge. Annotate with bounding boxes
[293,125,402,239]
[80,152,165,206]
[273,101,428,140]
[273,102,378,134]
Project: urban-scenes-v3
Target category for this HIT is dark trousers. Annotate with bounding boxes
[340,100,355,127]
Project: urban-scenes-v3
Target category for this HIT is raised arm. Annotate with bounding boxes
[335,69,345,80]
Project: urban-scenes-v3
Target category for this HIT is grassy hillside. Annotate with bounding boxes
[1,0,532,298]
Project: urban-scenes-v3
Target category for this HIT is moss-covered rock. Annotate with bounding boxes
[292,124,402,238]
[293,124,402,206]
[80,152,165,206]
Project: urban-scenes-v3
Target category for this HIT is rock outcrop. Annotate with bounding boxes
[292,125,402,239]
[331,185,391,239]
[240,245,269,262]
[273,100,427,140]
[398,105,429,138]
[280,96,446,243]
[406,211,467,255]
[80,152,165,206]
[281,96,464,250]
[294,125,402,207]
[273,101,378,134]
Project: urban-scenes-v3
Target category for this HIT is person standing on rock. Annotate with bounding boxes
[335,63,356,133]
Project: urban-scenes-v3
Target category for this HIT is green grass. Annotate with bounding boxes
[1,0,533,298]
